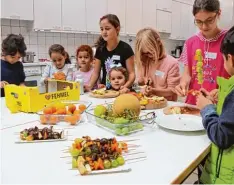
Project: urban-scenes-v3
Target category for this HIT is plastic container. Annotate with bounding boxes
[86,104,156,136]
[75,74,84,95]
[37,100,91,126]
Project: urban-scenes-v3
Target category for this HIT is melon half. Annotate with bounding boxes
[112,94,141,116]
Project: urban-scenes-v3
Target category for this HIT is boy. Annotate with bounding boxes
[1,34,27,97]
[196,26,234,184]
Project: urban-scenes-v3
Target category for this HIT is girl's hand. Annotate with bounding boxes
[44,77,51,84]
[196,94,213,110]
[174,82,189,97]
[98,84,106,89]
[84,84,92,92]
[200,88,218,104]
[119,86,130,94]
[0,81,9,88]
[143,86,155,96]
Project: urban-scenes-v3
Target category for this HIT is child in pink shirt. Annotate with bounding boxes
[135,28,180,101]
[73,45,98,91]
[175,0,230,105]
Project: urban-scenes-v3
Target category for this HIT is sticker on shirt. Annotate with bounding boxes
[205,52,217,60]
[155,70,165,78]
[112,55,120,61]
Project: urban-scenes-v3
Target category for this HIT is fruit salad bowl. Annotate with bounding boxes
[86,103,156,136]
[37,100,91,126]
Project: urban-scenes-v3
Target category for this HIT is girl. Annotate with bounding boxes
[100,66,131,93]
[72,45,98,90]
[135,28,180,101]
[40,44,73,84]
[86,14,135,94]
[174,0,230,105]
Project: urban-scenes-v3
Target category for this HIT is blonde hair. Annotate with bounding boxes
[135,28,166,69]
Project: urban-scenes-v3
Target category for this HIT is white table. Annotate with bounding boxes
[0,95,211,184]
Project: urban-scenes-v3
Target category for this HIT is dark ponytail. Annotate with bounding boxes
[193,0,220,16]
[65,51,71,64]
[49,44,71,63]
[94,14,120,50]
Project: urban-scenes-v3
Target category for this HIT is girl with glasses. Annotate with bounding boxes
[174,0,230,105]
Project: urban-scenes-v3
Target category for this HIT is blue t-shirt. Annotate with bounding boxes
[1,59,25,97]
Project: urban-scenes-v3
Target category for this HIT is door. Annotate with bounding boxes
[107,0,126,34]
[86,0,107,33]
[1,0,33,20]
[156,10,172,33]
[126,0,142,35]
[142,0,157,28]
[34,0,62,30]
[170,1,181,39]
[156,0,172,12]
[62,0,86,32]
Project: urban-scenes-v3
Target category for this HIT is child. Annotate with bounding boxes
[72,45,98,91]
[40,44,73,85]
[196,26,234,184]
[135,28,180,101]
[1,34,27,97]
[175,0,230,105]
[86,14,135,93]
[102,66,130,93]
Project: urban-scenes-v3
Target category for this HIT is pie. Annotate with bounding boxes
[89,88,120,98]
[163,106,200,116]
[139,95,167,110]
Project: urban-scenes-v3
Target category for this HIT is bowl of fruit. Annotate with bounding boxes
[37,100,91,126]
[86,94,156,135]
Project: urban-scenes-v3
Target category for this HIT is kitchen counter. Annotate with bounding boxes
[0,95,211,184]
[22,62,51,67]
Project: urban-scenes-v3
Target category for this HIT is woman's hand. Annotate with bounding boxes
[143,86,155,96]
[200,88,218,104]
[84,84,92,92]
[44,77,51,84]
[196,94,213,110]
[0,81,9,88]
[98,84,106,89]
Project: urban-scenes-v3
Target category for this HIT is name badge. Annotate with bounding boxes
[205,52,217,60]
[155,70,165,78]
[112,55,120,61]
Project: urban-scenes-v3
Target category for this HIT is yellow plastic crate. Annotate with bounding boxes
[4,79,80,113]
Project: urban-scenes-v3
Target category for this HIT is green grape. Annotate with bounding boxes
[196,67,202,73]
[72,157,77,168]
[113,117,129,124]
[197,62,203,67]
[136,123,144,129]
[104,159,111,169]
[94,105,107,117]
[111,159,119,168]
[117,156,125,165]
[121,127,129,135]
[85,147,92,156]
[115,128,122,135]
[70,148,80,157]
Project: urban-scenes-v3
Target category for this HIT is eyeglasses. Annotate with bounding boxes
[194,14,218,27]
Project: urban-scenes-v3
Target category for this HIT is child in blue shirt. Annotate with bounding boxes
[1,34,27,97]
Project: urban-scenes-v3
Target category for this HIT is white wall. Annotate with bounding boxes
[1,19,182,61]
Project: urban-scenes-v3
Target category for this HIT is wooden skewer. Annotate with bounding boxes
[127,158,147,164]
[125,156,147,161]
[1,120,40,130]
[120,139,140,142]
[122,151,145,156]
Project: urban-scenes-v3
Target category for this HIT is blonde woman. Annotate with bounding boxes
[135,28,180,101]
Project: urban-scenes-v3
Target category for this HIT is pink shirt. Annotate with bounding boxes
[179,30,230,105]
[138,55,180,101]
[73,68,98,89]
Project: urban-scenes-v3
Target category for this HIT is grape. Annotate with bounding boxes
[85,147,92,156]
[197,62,203,67]
[104,159,111,169]
[136,123,144,129]
[117,156,125,165]
[121,127,129,135]
[70,148,80,157]
[72,157,77,168]
[113,117,129,124]
[115,128,122,135]
[111,159,119,168]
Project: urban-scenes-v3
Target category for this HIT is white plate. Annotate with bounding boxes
[156,114,204,131]
[15,130,68,144]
